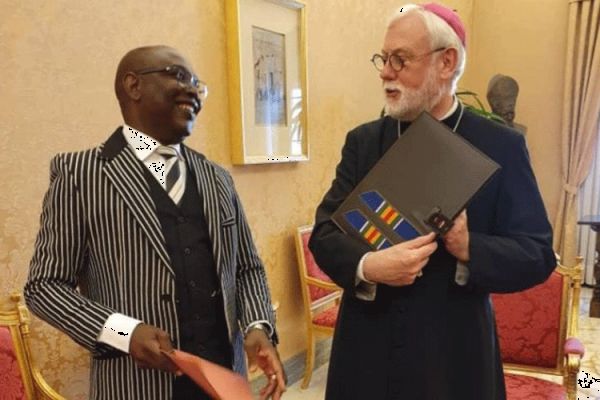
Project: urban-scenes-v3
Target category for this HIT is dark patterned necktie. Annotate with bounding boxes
[156,146,184,204]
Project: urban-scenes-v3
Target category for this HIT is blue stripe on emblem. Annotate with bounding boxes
[395,219,419,240]
[359,191,385,212]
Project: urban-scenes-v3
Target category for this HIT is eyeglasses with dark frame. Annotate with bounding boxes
[135,65,208,100]
[370,47,446,72]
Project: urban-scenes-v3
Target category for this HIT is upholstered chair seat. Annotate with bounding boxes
[504,373,567,400]
[312,305,340,328]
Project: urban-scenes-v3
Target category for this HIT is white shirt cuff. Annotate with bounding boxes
[455,261,470,286]
[355,253,377,301]
[356,253,374,284]
[96,313,142,353]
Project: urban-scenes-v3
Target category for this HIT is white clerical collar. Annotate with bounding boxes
[122,123,182,161]
[440,96,459,121]
[397,96,462,137]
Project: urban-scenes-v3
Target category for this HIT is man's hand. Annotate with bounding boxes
[442,210,469,262]
[244,328,286,400]
[362,232,438,286]
[129,324,179,373]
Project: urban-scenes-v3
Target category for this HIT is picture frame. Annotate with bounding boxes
[226,0,309,165]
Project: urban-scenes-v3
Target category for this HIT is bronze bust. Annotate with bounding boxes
[486,74,527,134]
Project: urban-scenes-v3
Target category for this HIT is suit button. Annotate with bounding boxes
[189,281,196,288]
[177,216,185,223]
[184,247,191,255]
[194,314,201,320]
[160,293,171,301]
[175,298,180,304]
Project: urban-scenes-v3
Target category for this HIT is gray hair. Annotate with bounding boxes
[388,4,466,93]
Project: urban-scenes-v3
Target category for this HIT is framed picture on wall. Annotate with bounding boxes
[225,0,309,165]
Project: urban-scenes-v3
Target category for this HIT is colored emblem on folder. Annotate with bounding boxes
[360,191,419,240]
[344,209,391,250]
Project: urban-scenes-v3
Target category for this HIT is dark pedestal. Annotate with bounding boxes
[578,215,600,318]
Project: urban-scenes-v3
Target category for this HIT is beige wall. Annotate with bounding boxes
[0,0,563,398]
[461,0,568,221]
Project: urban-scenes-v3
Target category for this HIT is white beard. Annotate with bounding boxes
[383,65,445,121]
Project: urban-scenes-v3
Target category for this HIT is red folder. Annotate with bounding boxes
[163,350,254,400]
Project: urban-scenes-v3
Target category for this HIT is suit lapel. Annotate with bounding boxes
[182,146,226,277]
[99,128,174,276]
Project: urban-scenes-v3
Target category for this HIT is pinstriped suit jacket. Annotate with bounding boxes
[25,128,276,400]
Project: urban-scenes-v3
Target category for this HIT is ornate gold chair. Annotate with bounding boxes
[0,293,64,400]
[491,257,584,400]
[294,225,342,389]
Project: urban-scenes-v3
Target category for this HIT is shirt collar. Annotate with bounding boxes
[122,123,182,161]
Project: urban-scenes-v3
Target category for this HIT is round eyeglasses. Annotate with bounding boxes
[371,47,446,72]
[135,65,208,100]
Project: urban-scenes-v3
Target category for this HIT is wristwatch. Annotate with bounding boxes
[246,322,274,342]
[247,323,267,334]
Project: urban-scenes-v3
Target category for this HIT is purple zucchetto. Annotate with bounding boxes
[421,2,467,47]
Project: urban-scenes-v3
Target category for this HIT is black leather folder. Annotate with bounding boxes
[331,112,500,250]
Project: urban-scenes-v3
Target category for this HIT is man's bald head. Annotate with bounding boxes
[114,45,180,107]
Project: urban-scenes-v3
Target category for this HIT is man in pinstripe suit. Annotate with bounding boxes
[25,46,286,400]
